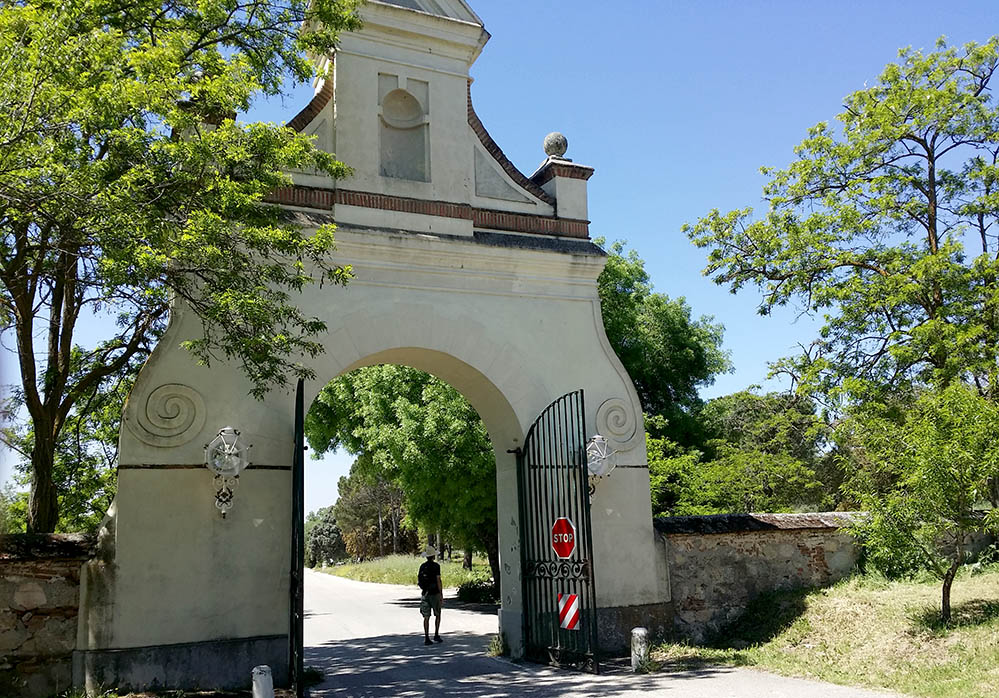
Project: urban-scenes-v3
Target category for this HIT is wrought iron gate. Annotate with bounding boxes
[290,379,305,697]
[517,390,600,672]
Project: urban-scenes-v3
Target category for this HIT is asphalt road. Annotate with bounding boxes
[304,569,903,698]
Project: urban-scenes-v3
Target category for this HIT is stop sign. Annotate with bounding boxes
[551,517,576,559]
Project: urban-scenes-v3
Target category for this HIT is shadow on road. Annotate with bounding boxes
[385,594,500,616]
[305,631,734,698]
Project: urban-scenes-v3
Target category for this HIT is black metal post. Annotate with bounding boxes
[290,379,305,697]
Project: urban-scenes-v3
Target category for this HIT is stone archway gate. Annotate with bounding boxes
[73,1,670,691]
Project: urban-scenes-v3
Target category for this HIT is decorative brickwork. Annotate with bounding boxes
[264,186,591,238]
[531,159,595,186]
[1,534,95,697]
[266,185,336,210]
[337,190,473,220]
[288,74,335,134]
[471,208,589,238]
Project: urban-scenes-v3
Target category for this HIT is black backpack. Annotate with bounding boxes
[417,563,433,592]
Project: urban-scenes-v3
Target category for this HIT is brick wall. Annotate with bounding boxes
[1,534,94,697]
[656,513,860,642]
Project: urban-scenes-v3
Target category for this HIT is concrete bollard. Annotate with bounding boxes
[631,627,650,673]
[252,665,274,698]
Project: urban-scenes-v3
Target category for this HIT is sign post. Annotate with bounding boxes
[551,517,576,559]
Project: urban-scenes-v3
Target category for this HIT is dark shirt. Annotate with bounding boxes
[419,560,441,594]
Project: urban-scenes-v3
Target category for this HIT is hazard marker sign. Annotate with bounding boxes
[558,592,580,630]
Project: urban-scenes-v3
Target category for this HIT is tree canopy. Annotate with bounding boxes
[306,365,500,579]
[684,36,999,614]
[305,505,347,568]
[845,383,999,622]
[648,391,831,517]
[0,0,360,531]
[685,37,999,405]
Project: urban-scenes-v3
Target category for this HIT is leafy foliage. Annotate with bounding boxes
[0,0,360,530]
[456,578,499,604]
[305,505,347,568]
[685,37,999,405]
[1,352,141,533]
[332,456,415,560]
[649,392,831,516]
[845,383,999,621]
[307,366,498,577]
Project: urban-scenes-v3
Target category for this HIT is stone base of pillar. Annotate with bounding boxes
[595,602,673,654]
[73,634,288,693]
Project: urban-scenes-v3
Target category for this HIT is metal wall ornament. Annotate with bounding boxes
[585,434,617,497]
[204,427,251,518]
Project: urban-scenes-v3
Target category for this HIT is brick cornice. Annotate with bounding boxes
[264,186,589,239]
[288,74,334,133]
[531,159,595,186]
[466,81,555,206]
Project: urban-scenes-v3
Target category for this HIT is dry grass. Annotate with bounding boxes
[653,567,999,698]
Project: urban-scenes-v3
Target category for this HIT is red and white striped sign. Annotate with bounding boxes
[557,593,580,631]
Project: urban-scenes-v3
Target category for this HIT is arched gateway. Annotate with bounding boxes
[75,0,669,690]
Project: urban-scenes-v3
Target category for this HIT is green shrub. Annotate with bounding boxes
[456,578,498,603]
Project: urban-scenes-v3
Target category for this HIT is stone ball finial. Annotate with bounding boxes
[543,132,568,158]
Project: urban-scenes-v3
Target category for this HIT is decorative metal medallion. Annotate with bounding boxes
[204,427,250,518]
[585,433,617,498]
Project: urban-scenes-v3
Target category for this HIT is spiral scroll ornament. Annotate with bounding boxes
[125,383,207,448]
[595,397,640,449]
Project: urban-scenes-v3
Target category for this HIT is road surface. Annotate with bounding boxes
[304,569,902,698]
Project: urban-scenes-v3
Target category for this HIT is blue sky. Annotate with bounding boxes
[3,0,997,514]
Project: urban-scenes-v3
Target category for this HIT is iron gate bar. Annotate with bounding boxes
[517,390,599,673]
[290,379,305,697]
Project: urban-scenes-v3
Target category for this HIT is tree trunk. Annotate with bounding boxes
[941,561,959,624]
[377,510,384,557]
[463,548,473,570]
[28,439,59,533]
[484,538,501,596]
[391,512,398,554]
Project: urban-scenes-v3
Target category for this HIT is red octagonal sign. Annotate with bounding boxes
[551,517,576,559]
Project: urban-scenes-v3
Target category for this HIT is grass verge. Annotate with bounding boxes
[652,566,999,698]
[316,553,491,587]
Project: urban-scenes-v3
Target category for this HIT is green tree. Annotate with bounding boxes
[649,438,826,517]
[648,392,831,516]
[332,459,414,560]
[305,506,347,568]
[2,348,143,533]
[597,240,731,446]
[684,37,999,406]
[307,365,500,583]
[0,0,360,531]
[844,383,999,622]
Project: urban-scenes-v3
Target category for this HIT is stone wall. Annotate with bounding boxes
[656,513,860,642]
[1,534,95,697]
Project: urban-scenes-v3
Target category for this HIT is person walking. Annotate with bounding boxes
[417,545,443,645]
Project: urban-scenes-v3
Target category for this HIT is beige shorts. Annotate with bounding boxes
[420,592,442,618]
